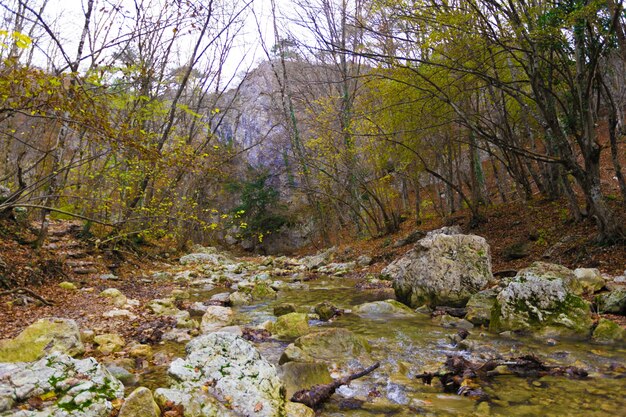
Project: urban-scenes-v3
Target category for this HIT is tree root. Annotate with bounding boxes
[291,362,380,409]
[0,287,54,306]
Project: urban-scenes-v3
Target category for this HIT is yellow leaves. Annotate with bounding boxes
[0,30,31,49]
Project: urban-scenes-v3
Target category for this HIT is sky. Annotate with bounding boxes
[18,0,290,83]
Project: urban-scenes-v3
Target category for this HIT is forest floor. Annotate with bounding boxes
[0,195,624,348]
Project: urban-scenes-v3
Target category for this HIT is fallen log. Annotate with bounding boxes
[291,362,380,409]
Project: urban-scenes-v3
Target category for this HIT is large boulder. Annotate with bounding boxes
[490,265,593,338]
[0,353,124,417]
[158,332,285,417]
[0,318,84,362]
[383,232,492,308]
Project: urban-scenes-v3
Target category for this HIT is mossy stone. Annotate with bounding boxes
[314,301,339,321]
[592,318,626,344]
[280,361,333,398]
[273,313,310,340]
[0,318,84,362]
[119,387,160,417]
[274,303,297,317]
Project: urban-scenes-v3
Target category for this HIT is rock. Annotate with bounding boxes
[119,387,160,417]
[100,288,128,308]
[0,317,84,362]
[356,255,373,266]
[318,262,356,276]
[0,353,124,417]
[434,314,474,330]
[490,267,593,338]
[392,230,426,248]
[174,310,199,329]
[163,332,285,417]
[216,326,243,336]
[99,273,120,281]
[272,313,310,340]
[250,282,278,300]
[426,225,462,237]
[383,232,492,308]
[151,271,172,281]
[59,281,78,290]
[129,344,153,359]
[352,300,415,316]
[301,247,336,270]
[274,303,297,317]
[105,363,137,385]
[180,251,233,266]
[189,302,209,316]
[229,291,252,306]
[171,289,191,300]
[162,328,192,343]
[146,298,180,316]
[465,288,498,326]
[81,329,95,343]
[591,318,626,344]
[211,292,232,305]
[103,309,137,320]
[574,268,606,294]
[314,301,340,321]
[279,362,332,399]
[94,333,125,355]
[285,402,316,417]
[517,262,583,295]
[201,306,235,333]
[154,388,237,417]
[283,328,372,377]
[595,289,626,315]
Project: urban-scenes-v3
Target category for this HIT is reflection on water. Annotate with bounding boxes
[139,277,626,416]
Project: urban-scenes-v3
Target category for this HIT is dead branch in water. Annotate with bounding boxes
[416,354,588,399]
[291,362,380,409]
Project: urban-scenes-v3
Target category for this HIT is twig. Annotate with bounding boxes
[0,287,54,306]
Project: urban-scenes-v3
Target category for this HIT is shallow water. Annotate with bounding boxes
[143,276,626,416]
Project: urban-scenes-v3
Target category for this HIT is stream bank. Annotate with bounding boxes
[1,229,625,416]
